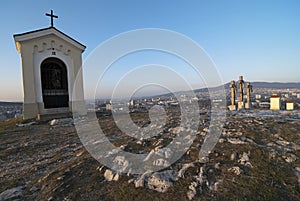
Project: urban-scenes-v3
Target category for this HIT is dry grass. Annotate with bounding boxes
[0,111,299,200]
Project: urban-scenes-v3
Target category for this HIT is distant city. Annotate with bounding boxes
[1,81,300,121]
[0,102,22,120]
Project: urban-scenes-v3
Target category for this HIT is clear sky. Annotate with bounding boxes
[1,0,300,101]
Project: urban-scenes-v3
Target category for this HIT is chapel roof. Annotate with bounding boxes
[13,27,86,52]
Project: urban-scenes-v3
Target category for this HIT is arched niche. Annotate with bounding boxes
[41,57,69,108]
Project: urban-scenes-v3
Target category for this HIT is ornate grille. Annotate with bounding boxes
[41,57,69,108]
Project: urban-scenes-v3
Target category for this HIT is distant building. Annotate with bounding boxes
[286,100,294,110]
[259,102,270,108]
[129,99,134,106]
[255,94,261,99]
[297,94,300,99]
[270,94,281,110]
[106,103,111,110]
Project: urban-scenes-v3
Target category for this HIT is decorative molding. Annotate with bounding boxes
[14,27,86,52]
[33,40,71,56]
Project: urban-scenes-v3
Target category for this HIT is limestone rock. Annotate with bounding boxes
[214,162,220,169]
[227,138,246,145]
[186,165,208,200]
[218,138,225,143]
[282,154,297,163]
[269,151,277,160]
[49,118,73,126]
[187,181,197,200]
[0,186,23,201]
[177,162,195,179]
[195,166,207,187]
[155,147,173,159]
[153,158,170,167]
[113,155,129,172]
[212,180,223,191]
[230,152,238,161]
[113,173,120,181]
[228,166,242,175]
[147,170,177,193]
[16,122,36,127]
[134,171,151,188]
[238,152,253,168]
[104,169,115,181]
[49,119,58,126]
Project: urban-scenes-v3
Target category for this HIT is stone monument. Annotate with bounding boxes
[228,80,237,111]
[13,10,86,120]
[245,82,253,109]
[228,75,253,111]
[237,76,245,110]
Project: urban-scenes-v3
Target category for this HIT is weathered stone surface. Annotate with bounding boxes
[147,170,177,193]
[1,109,300,200]
[0,186,23,201]
[16,121,36,127]
[113,155,129,172]
[227,138,246,145]
[228,166,242,175]
[113,173,120,181]
[230,152,238,161]
[177,162,195,179]
[187,181,197,200]
[282,154,297,163]
[104,169,114,181]
[238,152,253,168]
[134,171,151,188]
[186,165,209,200]
[153,158,170,167]
[49,118,73,126]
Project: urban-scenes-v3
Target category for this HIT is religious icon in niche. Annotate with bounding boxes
[41,58,68,92]
[51,69,62,89]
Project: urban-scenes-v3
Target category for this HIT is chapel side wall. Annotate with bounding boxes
[19,41,39,119]
[69,48,86,115]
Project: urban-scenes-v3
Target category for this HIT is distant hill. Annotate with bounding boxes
[2,82,300,103]
[0,101,22,106]
[251,82,300,89]
[221,82,300,90]
[205,82,300,92]
[134,82,300,99]
[176,82,300,98]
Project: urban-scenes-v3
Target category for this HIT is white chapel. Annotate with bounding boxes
[13,10,86,120]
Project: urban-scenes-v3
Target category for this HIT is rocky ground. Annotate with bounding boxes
[0,110,299,201]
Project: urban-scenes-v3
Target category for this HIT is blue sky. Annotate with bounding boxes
[1,0,300,101]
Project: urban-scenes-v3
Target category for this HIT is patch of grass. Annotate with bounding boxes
[215,147,300,201]
[0,118,22,133]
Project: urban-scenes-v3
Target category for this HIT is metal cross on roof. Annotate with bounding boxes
[45,10,58,27]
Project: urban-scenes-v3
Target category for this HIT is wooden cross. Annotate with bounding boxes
[45,10,58,27]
